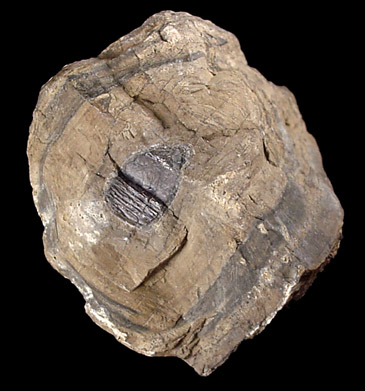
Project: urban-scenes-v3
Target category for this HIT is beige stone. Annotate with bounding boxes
[27,11,343,375]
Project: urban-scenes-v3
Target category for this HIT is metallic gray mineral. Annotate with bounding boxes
[27,11,344,375]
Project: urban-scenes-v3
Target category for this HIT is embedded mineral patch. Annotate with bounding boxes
[27,11,343,376]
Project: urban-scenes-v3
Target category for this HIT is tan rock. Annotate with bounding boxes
[27,11,343,375]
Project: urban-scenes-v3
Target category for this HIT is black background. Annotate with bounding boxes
[9,1,360,387]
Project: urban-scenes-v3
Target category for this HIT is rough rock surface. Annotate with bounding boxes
[27,11,344,376]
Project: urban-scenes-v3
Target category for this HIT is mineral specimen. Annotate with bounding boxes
[27,11,344,375]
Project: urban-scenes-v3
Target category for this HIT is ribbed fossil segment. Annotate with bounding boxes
[28,11,343,377]
[105,172,166,227]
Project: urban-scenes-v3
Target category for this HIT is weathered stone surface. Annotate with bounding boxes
[27,11,343,376]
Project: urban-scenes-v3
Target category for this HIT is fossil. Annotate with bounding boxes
[105,145,190,226]
[27,11,343,376]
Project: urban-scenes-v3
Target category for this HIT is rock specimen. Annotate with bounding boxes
[27,11,344,376]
